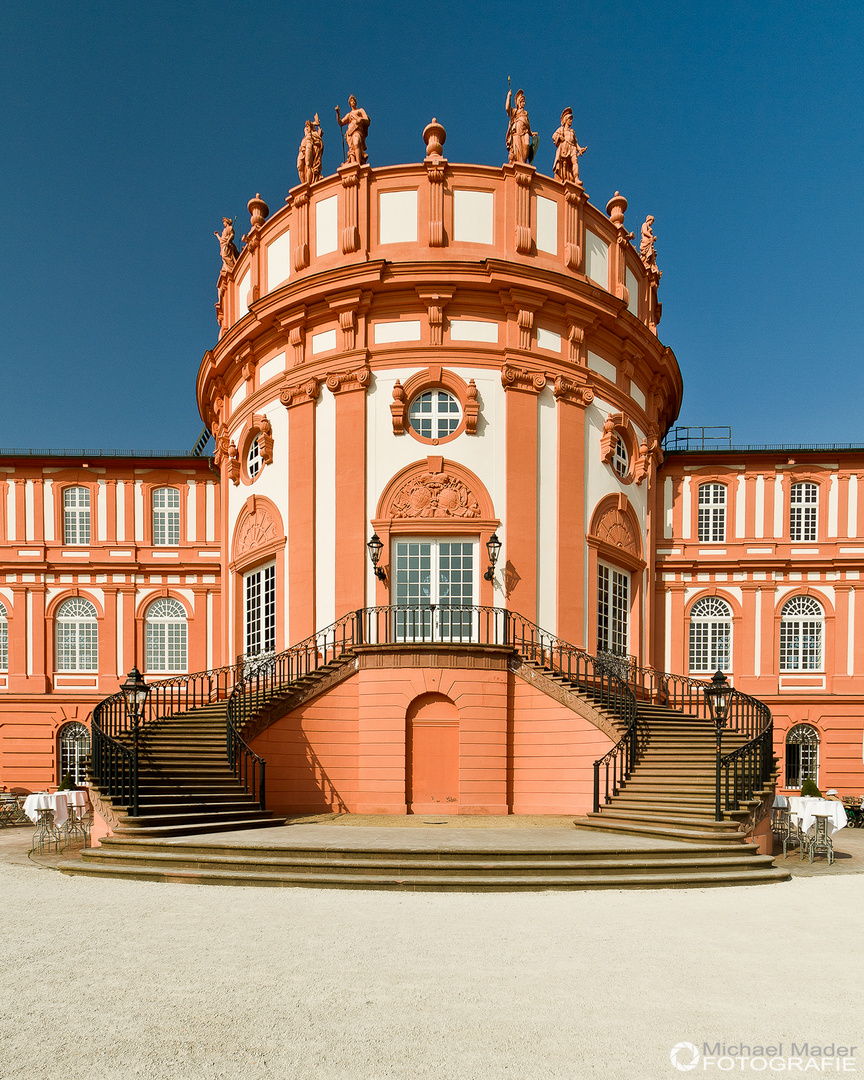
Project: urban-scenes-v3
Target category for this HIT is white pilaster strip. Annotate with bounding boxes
[848,475,858,538]
[6,483,15,542]
[664,589,672,672]
[134,483,144,542]
[44,480,54,542]
[681,477,691,539]
[828,474,839,537]
[774,475,784,538]
[116,591,123,676]
[664,476,674,539]
[26,590,33,676]
[754,590,761,677]
[97,480,107,541]
[207,590,213,671]
[735,476,746,538]
[754,475,764,539]
[116,481,125,541]
[848,590,855,676]
[315,390,336,632]
[24,481,34,542]
[537,388,557,631]
[187,480,196,543]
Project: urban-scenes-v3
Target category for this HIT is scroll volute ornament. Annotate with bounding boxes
[391,381,406,435]
[226,441,241,486]
[253,414,274,465]
[465,380,479,434]
[600,414,617,465]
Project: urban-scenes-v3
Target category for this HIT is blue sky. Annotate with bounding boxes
[2,1,863,450]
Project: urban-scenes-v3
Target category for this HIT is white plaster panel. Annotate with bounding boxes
[586,231,609,289]
[236,268,250,320]
[537,387,557,630]
[664,476,674,539]
[587,350,616,384]
[736,476,745,538]
[311,328,337,355]
[848,590,855,675]
[265,229,291,291]
[315,390,336,631]
[828,474,838,536]
[186,480,196,543]
[450,320,498,343]
[258,352,286,385]
[629,381,645,410]
[848,475,858,538]
[681,477,692,540]
[379,190,418,244]
[205,481,215,543]
[755,475,765,538]
[664,588,672,672]
[774,475,784,537]
[754,589,761,676]
[206,590,213,671]
[116,481,125,541]
[231,382,246,410]
[24,481,34,542]
[134,483,144,542]
[535,196,557,255]
[315,195,338,256]
[453,190,494,245]
[536,327,561,353]
[5,484,14,541]
[26,590,32,675]
[43,480,54,543]
[373,320,422,345]
[97,481,107,542]
[626,267,639,316]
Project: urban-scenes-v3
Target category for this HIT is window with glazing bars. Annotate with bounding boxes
[408,391,462,440]
[785,724,819,788]
[55,597,98,670]
[145,597,188,671]
[697,483,726,542]
[0,601,7,671]
[63,486,91,545]
[152,487,181,546]
[58,722,91,786]
[393,539,475,639]
[779,595,823,671]
[688,596,731,672]
[245,565,276,656]
[790,482,818,541]
[597,564,629,655]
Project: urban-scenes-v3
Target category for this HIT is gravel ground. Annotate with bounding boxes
[1,825,862,1080]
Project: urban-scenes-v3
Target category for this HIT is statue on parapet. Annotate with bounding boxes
[640,215,658,270]
[505,79,538,164]
[297,114,324,184]
[215,217,239,271]
[335,95,370,165]
[552,107,587,184]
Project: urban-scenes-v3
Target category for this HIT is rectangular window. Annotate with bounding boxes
[56,622,98,671]
[393,539,476,641]
[597,564,629,655]
[698,483,726,543]
[244,565,276,657]
[790,482,818,541]
[780,620,822,670]
[63,487,91,545]
[152,488,181,546]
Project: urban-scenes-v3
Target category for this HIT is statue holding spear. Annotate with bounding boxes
[335,94,370,165]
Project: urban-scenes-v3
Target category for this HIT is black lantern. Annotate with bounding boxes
[120,667,150,722]
[367,533,387,582]
[703,668,731,725]
[484,533,502,582]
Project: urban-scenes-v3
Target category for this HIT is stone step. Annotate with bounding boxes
[576,816,747,844]
[111,815,286,838]
[596,809,739,831]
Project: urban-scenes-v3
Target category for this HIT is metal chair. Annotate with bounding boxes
[28,808,63,855]
[61,802,92,850]
[802,814,834,864]
[774,808,801,856]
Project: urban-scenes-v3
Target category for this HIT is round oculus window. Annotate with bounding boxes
[408,390,462,441]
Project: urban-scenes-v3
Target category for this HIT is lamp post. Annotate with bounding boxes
[484,532,502,582]
[120,667,150,816]
[703,668,731,822]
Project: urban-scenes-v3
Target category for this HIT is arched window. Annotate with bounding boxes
[790,482,818,541]
[698,483,726,543]
[785,724,819,789]
[780,596,824,671]
[58,721,90,786]
[688,596,732,673]
[247,436,262,480]
[63,486,91,545]
[612,436,629,479]
[152,487,181,546]
[408,390,462,440]
[145,597,188,672]
[0,601,7,672]
[55,598,98,671]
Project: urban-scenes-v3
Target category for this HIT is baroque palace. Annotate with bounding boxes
[1,97,861,837]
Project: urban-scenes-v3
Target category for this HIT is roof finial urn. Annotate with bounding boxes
[247,193,270,229]
[606,191,628,226]
[423,118,447,159]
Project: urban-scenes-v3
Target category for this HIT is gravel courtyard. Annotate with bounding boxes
[1,827,861,1080]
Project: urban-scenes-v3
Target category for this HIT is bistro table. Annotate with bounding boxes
[22,791,86,827]
[786,796,847,836]
[23,791,89,853]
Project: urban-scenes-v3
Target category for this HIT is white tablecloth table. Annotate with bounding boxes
[23,791,86,827]
[786,796,846,835]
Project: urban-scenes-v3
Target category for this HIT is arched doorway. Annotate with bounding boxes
[406,693,459,814]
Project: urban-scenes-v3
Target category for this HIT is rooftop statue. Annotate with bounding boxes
[215,217,239,271]
[335,95,370,165]
[640,215,658,270]
[505,79,537,165]
[297,114,324,184]
[552,107,587,184]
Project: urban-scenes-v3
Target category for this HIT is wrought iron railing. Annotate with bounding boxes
[91,605,773,823]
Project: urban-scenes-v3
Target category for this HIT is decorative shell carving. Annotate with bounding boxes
[594,507,640,557]
[235,504,278,558]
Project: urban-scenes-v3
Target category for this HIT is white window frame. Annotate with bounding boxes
[55,597,98,672]
[697,483,726,543]
[408,390,462,441]
[63,486,91,546]
[247,436,262,480]
[688,596,732,673]
[58,721,91,786]
[790,482,818,542]
[152,487,181,546]
[779,595,824,672]
[145,597,188,673]
[393,537,478,641]
[612,436,629,479]
[0,601,7,672]
[785,724,819,789]
[597,563,629,656]
[244,563,276,658]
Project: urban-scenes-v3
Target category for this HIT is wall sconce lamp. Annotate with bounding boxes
[484,532,502,581]
[367,533,388,582]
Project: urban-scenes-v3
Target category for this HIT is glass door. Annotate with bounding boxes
[393,539,476,641]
